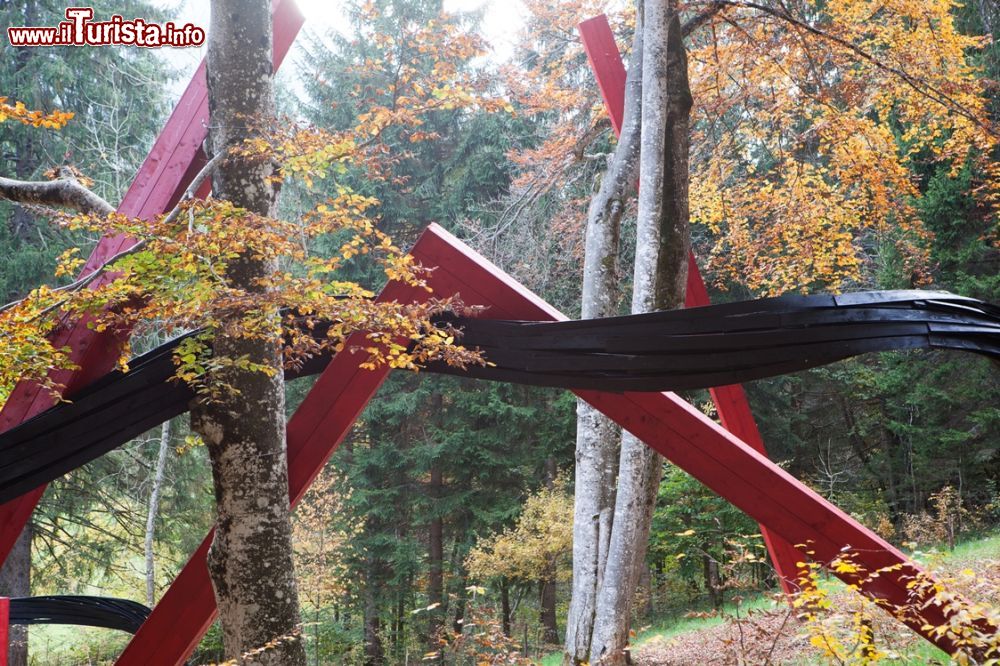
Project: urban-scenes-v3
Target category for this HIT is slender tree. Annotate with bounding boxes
[144,418,172,605]
[562,19,643,664]
[589,3,692,663]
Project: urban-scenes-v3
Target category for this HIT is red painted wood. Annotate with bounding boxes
[411,224,975,654]
[0,597,7,666]
[578,13,801,592]
[119,224,976,660]
[117,277,429,665]
[0,0,305,565]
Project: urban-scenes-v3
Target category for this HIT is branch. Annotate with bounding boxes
[0,170,114,216]
[682,1,725,36]
[0,151,226,318]
[162,150,225,226]
[688,0,998,138]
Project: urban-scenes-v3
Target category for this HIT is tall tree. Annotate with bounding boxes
[189,0,307,661]
[562,19,642,664]
[589,3,692,663]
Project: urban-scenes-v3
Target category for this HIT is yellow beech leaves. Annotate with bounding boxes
[0,97,73,129]
[0,6,499,405]
[466,477,574,583]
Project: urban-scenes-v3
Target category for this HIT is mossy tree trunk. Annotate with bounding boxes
[189,1,306,663]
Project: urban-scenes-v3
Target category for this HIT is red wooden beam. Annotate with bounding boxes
[0,0,306,566]
[578,13,802,593]
[117,277,430,665]
[0,597,7,666]
[125,225,977,660]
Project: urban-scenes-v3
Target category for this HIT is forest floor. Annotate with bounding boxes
[629,533,1000,665]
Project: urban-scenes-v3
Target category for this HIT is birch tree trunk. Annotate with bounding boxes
[188,1,306,662]
[589,2,692,663]
[144,418,172,606]
[563,21,644,666]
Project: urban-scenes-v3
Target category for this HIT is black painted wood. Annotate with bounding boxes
[9,595,151,633]
[0,290,996,505]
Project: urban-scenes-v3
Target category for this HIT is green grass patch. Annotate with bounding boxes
[536,531,1000,665]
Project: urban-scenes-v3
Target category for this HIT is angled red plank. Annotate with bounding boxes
[578,13,802,593]
[124,225,978,661]
[0,0,306,565]
[412,225,975,654]
[0,597,7,666]
[116,276,429,665]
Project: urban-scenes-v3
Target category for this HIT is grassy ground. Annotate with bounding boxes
[540,532,1000,665]
[23,533,1000,664]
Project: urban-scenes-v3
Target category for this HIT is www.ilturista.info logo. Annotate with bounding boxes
[7,7,205,47]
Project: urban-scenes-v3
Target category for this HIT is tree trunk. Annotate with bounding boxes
[0,523,30,666]
[144,418,171,606]
[540,576,559,644]
[428,394,444,646]
[703,553,722,608]
[188,1,306,663]
[9,0,38,241]
[500,578,512,637]
[589,3,692,664]
[637,564,654,617]
[452,570,468,634]
[363,575,384,666]
[540,458,559,644]
[563,18,644,666]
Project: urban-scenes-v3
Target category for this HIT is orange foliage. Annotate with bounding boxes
[0,97,73,129]
[687,0,997,294]
[508,0,997,295]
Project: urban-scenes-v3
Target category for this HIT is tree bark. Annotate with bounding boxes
[188,1,306,663]
[144,418,172,606]
[500,578,512,637]
[589,2,692,664]
[563,19,644,666]
[9,0,40,241]
[540,457,559,644]
[540,577,559,645]
[428,394,444,646]
[363,572,384,666]
[703,553,722,607]
[0,523,30,666]
[0,172,114,216]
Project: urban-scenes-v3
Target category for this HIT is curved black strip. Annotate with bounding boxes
[0,290,997,505]
[427,293,999,390]
[9,595,151,633]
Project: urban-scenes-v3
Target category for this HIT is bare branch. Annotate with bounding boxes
[0,169,114,216]
[682,1,725,36]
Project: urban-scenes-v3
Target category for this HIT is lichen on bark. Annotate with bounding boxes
[189,0,307,663]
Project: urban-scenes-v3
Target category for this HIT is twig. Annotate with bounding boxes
[162,149,226,226]
[763,604,796,665]
[0,149,227,317]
